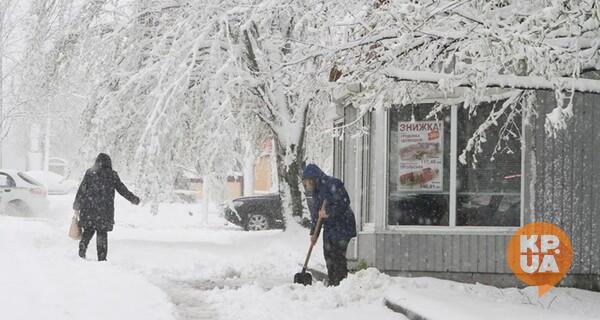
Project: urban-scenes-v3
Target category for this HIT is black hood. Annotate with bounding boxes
[302,164,325,179]
[94,153,112,170]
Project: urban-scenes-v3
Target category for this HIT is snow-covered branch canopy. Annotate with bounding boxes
[326,0,600,164]
[331,0,600,110]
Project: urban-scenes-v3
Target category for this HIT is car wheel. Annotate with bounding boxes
[6,201,32,217]
[246,214,270,231]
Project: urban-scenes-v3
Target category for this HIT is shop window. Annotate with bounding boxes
[456,103,521,227]
[387,102,522,227]
[388,105,451,226]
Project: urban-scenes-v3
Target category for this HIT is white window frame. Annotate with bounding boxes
[333,118,345,180]
[384,104,524,234]
[361,112,375,229]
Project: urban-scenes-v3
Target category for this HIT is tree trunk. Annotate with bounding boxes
[274,137,305,228]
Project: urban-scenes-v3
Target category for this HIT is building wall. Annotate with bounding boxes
[254,154,272,193]
[376,233,512,274]
[531,92,600,276]
[195,178,243,201]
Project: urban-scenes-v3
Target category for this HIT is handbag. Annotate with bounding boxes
[68,212,82,240]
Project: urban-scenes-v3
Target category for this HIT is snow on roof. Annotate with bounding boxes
[385,70,600,94]
[0,169,20,175]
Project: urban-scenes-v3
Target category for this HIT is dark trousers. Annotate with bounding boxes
[79,228,108,261]
[323,239,349,286]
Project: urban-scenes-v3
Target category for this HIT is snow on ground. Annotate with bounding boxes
[204,268,401,320]
[0,216,174,320]
[2,194,599,320]
[8,194,397,320]
[384,274,600,320]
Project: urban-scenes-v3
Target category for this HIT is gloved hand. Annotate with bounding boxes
[132,197,141,205]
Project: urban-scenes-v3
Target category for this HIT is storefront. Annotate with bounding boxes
[335,90,600,290]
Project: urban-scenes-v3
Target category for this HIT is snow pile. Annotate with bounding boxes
[204,269,401,320]
[0,216,175,320]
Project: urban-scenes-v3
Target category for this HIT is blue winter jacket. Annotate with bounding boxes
[303,164,357,241]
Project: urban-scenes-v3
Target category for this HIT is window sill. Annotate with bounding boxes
[383,225,519,235]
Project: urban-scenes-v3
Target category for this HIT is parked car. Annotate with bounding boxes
[0,170,49,217]
[25,170,79,195]
[223,194,285,231]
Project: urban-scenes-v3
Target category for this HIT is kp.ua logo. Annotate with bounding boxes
[519,234,561,273]
[507,222,573,297]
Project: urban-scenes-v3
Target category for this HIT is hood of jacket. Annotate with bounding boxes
[94,153,113,170]
[302,164,325,180]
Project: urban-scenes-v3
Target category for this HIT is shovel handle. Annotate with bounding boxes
[302,200,326,272]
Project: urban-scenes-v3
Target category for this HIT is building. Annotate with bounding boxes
[174,138,277,201]
[335,88,600,291]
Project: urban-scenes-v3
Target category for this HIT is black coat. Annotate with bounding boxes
[303,164,357,241]
[73,154,139,232]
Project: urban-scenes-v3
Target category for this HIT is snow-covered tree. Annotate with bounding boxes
[0,0,47,165]
[0,0,22,153]
[70,0,336,224]
[225,0,336,220]
[14,0,117,173]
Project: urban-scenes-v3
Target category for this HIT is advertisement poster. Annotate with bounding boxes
[397,120,443,191]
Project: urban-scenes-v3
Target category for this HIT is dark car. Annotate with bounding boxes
[223,194,285,231]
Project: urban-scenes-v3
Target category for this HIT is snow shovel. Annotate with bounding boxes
[294,216,323,286]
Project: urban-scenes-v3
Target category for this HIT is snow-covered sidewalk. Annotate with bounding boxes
[2,194,599,320]
[0,216,175,320]
[1,194,399,320]
[382,272,599,320]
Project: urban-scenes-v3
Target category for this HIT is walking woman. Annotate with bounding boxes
[73,153,140,261]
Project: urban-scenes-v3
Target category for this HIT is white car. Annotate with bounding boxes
[0,170,49,217]
[25,170,79,195]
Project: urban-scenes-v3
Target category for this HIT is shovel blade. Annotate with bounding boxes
[294,272,312,285]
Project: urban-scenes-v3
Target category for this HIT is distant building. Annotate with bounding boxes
[174,138,277,201]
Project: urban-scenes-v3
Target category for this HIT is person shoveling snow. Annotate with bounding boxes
[301,164,356,286]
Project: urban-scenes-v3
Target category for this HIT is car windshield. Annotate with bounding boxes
[18,172,44,187]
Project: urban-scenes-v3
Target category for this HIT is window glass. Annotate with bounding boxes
[456,102,521,226]
[0,174,15,188]
[388,105,451,226]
